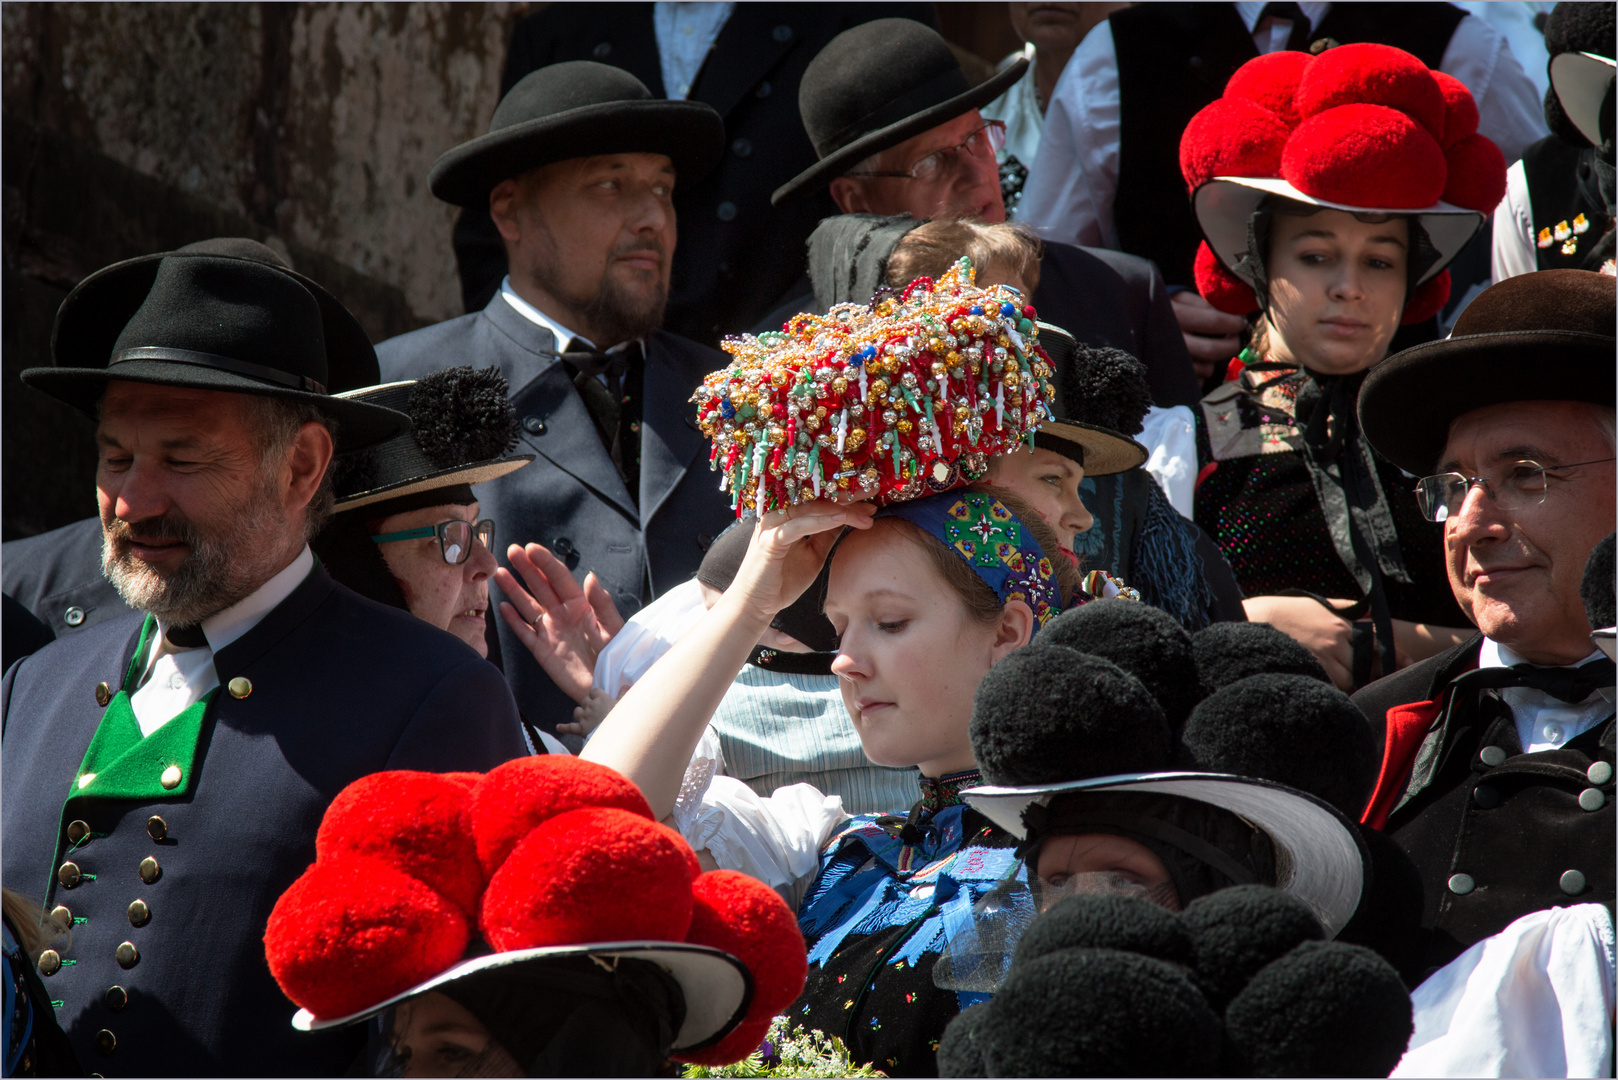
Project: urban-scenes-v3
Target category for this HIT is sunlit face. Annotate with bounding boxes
[985,447,1093,565]
[829,110,1007,223]
[1263,208,1409,376]
[374,502,496,657]
[1034,833,1178,913]
[1438,401,1616,665]
[390,992,522,1078]
[825,524,1028,778]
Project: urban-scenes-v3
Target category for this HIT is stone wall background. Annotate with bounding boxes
[2,1,1009,540]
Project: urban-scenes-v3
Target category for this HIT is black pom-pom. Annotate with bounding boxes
[1192,621,1331,695]
[979,949,1223,1077]
[936,1001,992,1078]
[1178,674,1377,819]
[1180,885,1324,1009]
[1223,940,1412,1078]
[971,644,1172,788]
[1041,599,1203,730]
[407,366,518,469]
[1581,532,1615,631]
[1011,893,1193,972]
[1336,825,1425,985]
[1061,345,1153,436]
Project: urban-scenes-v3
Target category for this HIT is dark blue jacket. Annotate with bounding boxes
[2,564,528,1076]
[377,296,736,734]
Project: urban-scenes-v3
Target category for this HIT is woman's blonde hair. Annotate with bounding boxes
[2,887,68,961]
[886,220,1044,297]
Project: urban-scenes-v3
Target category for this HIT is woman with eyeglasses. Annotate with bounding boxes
[1177,45,1510,691]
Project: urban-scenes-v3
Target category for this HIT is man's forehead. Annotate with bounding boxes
[1439,400,1605,466]
[98,382,253,431]
[570,151,676,176]
[888,109,986,160]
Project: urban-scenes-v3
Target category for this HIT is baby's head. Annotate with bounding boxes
[886,219,1044,299]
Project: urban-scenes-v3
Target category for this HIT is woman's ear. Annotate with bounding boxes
[991,599,1035,661]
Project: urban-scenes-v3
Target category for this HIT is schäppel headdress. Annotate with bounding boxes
[694,259,1057,516]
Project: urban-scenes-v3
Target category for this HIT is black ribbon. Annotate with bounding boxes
[1452,658,1617,704]
[164,624,208,649]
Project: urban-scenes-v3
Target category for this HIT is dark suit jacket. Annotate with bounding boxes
[376,295,735,733]
[452,2,937,344]
[4,517,134,638]
[1,564,528,1076]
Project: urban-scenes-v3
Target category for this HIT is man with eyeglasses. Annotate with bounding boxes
[767,18,1201,411]
[1352,268,1615,979]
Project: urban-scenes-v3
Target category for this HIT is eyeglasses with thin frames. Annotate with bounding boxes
[1413,458,1615,522]
[844,120,1007,184]
[371,519,496,565]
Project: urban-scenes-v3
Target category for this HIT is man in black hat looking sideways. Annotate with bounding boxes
[377,63,735,736]
[1353,269,1616,978]
[768,18,1201,409]
[2,251,529,1075]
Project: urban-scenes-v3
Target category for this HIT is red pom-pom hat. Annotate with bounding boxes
[1181,44,1504,318]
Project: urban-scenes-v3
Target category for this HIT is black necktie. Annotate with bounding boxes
[165,624,208,649]
[1451,658,1617,704]
[563,339,645,506]
[1258,1,1314,52]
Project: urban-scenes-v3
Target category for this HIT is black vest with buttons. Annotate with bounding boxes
[1354,638,1616,978]
[1520,133,1611,271]
[1109,2,1467,287]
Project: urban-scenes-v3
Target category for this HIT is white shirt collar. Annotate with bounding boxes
[1234,2,1332,34]
[501,276,591,353]
[1477,636,1608,672]
[155,545,314,655]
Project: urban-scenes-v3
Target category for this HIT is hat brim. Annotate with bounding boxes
[1357,326,1617,474]
[1035,420,1149,476]
[19,361,410,453]
[291,940,754,1053]
[1593,628,1617,662]
[771,58,1029,206]
[965,771,1367,937]
[1194,177,1483,290]
[1551,51,1617,147]
[48,249,380,395]
[336,455,535,511]
[429,100,726,208]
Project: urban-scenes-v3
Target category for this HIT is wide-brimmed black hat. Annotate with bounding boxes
[22,254,409,452]
[1358,269,1617,474]
[429,62,726,209]
[331,367,532,511]
[772,19,1028,205]
[1034,324,1151,476]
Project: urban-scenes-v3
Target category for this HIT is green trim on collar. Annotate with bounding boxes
[70,686,215,803]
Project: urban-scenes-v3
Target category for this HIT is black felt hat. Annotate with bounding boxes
[330,367,533,511]
[696,518,840,653]
[771,19,1028,205]
[429,62,726,208]
[1358,269,1617,474]
[23,254,409,452]
[1031,324,1150,476]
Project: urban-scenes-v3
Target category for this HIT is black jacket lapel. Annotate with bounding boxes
[639,331,715,524]
[691,5,800,120]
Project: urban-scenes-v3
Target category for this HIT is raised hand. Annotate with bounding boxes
[496,542,625,704]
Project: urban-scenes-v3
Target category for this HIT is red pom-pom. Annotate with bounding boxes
[1431,71,1479,148]
[480,807,695,951]
[1224,50,1312,126]
[1401,269,1450,325]
[1283,104,1446,209]
[1180,98,1291,192]
[1194,242,1260,315]
[1295,43,1445,139]
[469,755,653,878]
[265,858,468,1020]
[441,771,483,790]
[686,870,808,1016]
[315,771,484,920]
[677,1014,775,1068]
[1441,133,1507,212]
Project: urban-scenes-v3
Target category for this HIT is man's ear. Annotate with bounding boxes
[283,420,334,514]
[992,598,1035,661]
[828,177,872,215]
[489,178,523,242]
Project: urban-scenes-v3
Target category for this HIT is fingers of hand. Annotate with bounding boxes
[504,547,566,610]
[498,599,541,638]
[524,542,583,602]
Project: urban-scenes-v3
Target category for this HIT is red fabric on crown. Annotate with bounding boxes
[1180,97,1293,194]
[1194,241,1261,316]
[1431,71,1479,148]
[1282,104,1447,209]
[1400,270,1452,325]
[469,755,653,878]
[264,857,470,1020]
[1295,42,1446,138]
[1442,134,1508,212]
[480,807,697,951]
[315,771,485,920]
[1224,48,1312,126]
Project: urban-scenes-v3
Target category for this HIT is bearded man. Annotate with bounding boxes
[2,251,528,1076]
[378,63,735,735]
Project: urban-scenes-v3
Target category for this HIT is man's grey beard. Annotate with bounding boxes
[527,226,668,346]
[102,478,293,628]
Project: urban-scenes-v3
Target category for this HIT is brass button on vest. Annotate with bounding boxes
[49,905,72,933]
[37,949,61,976]
[95,681,112,706]
[227,676,252,699]
[138,857,161,885]
[127,899,150,927]
[105,986,128,1011]
[66,820,91,845]
[93,1029,116,1056]
[146,815,168,842]
[115,941,139,969]
[58,861,82,889]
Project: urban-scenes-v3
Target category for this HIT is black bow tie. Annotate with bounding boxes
[165,624,208,649]
[1257,1,1314,51]
[1453,658,1617,704]
[562,340,638,381]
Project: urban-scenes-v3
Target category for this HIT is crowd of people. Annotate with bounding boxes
[1,3,1613,1077]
